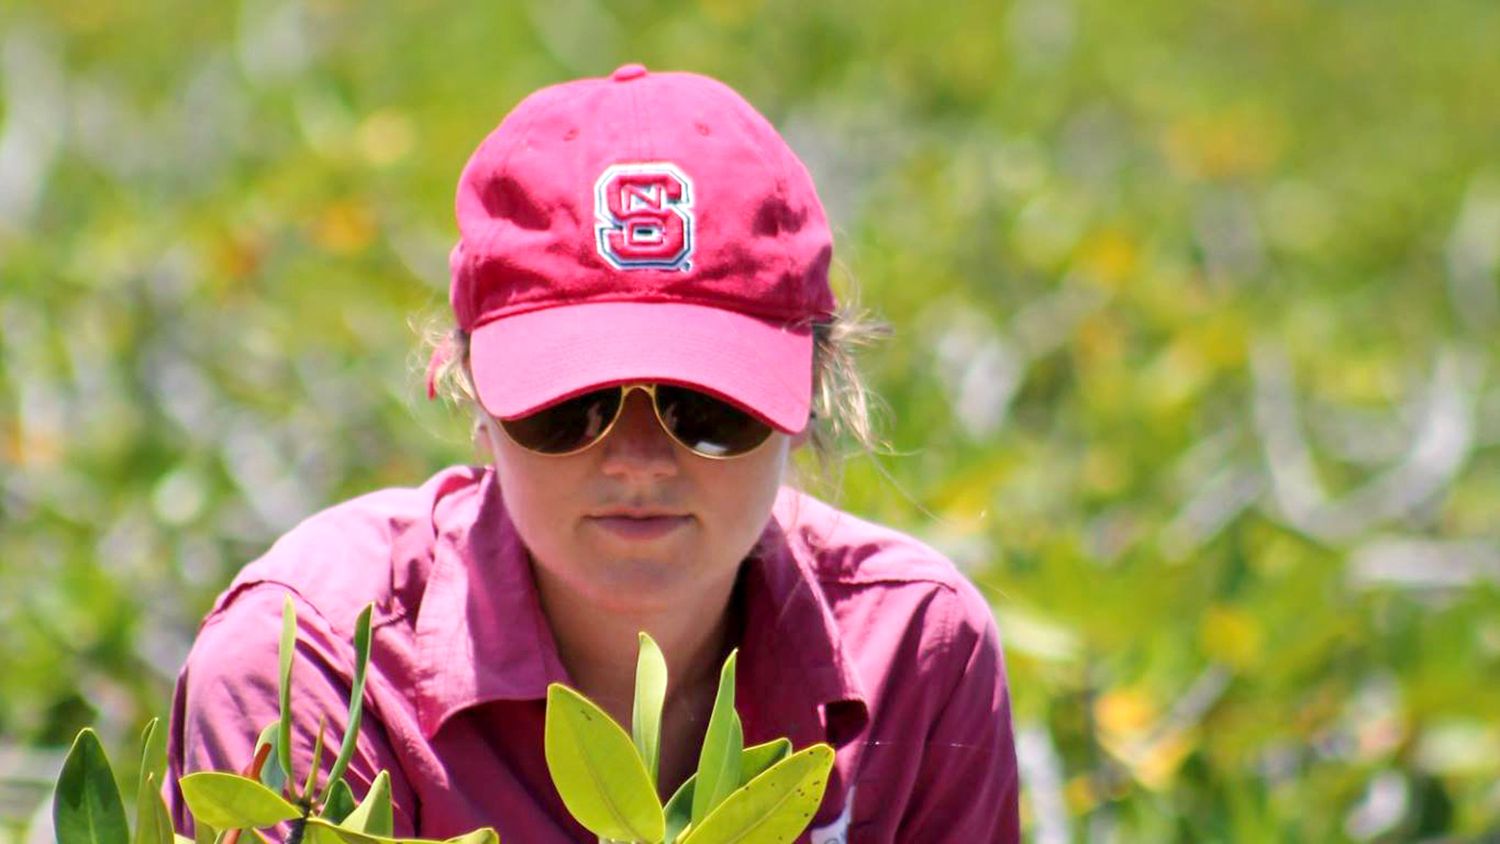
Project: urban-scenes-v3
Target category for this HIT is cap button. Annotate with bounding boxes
[611,63,648,82]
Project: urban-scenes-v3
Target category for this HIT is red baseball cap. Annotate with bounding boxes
[440,64,836,435]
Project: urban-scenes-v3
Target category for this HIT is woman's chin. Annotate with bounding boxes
[573,556,701,611]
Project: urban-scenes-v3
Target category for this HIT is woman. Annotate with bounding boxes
[167,64,1019,842]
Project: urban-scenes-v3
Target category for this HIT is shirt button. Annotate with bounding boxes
[611,63,648,82]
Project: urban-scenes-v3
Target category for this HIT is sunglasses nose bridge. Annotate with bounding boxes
[604,385,677,452]
[618,383,656,405]
[618,383,676,437]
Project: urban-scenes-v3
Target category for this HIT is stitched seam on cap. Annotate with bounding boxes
[463,86,587,321]
[469,291,814,327]
[629,74,647,161]
[723,91,799,285]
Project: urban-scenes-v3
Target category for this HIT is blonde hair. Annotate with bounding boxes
[419,304,891,493]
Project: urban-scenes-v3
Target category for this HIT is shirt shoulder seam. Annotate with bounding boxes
[205,578,412,636]
[815,571,966,593]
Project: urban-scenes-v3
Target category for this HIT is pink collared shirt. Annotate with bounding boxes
[167,465,1019,842]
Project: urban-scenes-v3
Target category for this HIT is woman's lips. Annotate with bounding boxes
[588,515,692,540]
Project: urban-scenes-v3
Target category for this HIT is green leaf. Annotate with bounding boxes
[664,739,792,844]
[679,744,835,844]
[254,722,286,794]
[738,740,792,787]
[690,650,742,826]
[321,778,357,825]
[191,820,215,844]
[322,603,374,804]
[631,632,668,790]
[53,728,129,844]
[663,776,695,844]
[135,773,175,844]
[278,595,297,786]
[341,771,393,837]
[303,715,329,804]
[136,720,174,844]
[301,817,499,844]
[179,772,301,831]
[543,683,664,843]
[139,718,168,798]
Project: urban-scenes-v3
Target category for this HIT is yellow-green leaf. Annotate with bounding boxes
[691,650,742,825]
[278,596,297,786]
[680,745,835,844]
[322,603,375,805]
[665,739,794,844]
[738,739,792,786]
[543,683,664,842]
[441,831,501,844]
[341,771,393,836]
[632,632,668,788]
[303,715,329,804]
[302,819,354,844]
[179,772,301,831]
[301,819,347,844]
[301,817,499,844]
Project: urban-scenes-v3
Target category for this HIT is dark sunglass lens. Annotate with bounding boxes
[655,386,772,457]
[501,388,621,454]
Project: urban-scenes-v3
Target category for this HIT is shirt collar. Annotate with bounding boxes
[412,467,568,737]
[412,470,869,743]
[737,493,870,748]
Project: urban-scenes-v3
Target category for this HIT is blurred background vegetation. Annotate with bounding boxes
[3,0,1499,841]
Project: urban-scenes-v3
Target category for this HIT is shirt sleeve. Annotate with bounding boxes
[166,583,418,839]
[896,590,1021,842]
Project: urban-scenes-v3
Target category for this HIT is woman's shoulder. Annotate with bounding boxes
[773,487,985,592]
[202,465,489,637]
[771,486,998,648]
[767,487,1005,744]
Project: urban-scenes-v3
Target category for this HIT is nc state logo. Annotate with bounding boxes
[594,163,694,271]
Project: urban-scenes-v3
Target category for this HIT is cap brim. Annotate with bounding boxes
[469,301,814,434]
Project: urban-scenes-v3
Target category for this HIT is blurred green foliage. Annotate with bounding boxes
[3,0,1500,841]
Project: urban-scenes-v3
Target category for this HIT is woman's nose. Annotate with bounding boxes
[598,389,678,475]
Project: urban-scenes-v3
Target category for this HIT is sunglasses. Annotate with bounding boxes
[496,383,776,459]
